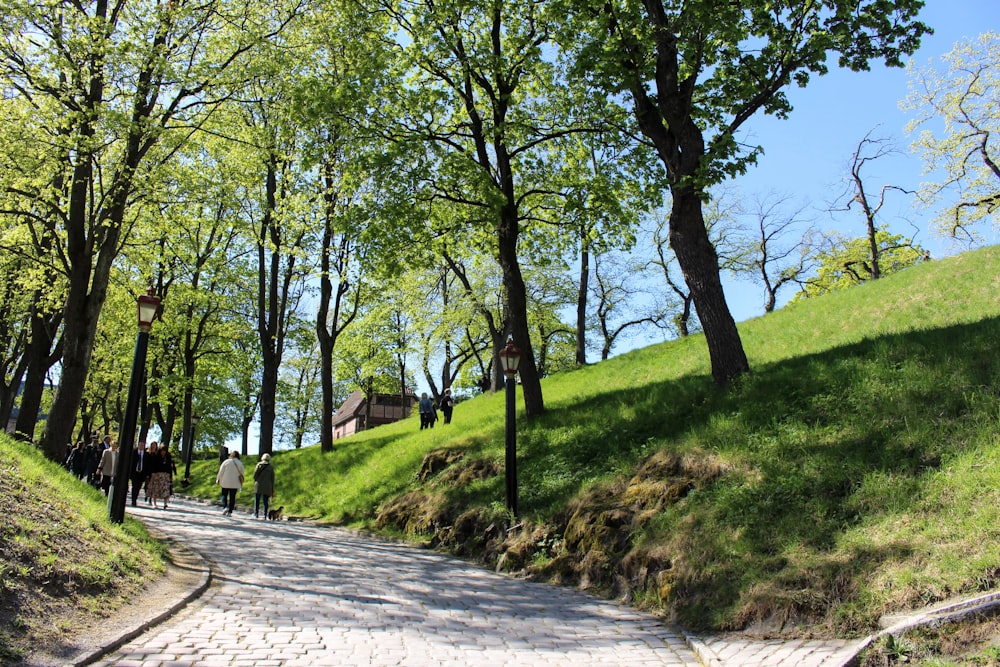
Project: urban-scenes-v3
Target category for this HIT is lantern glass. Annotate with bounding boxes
[137,294,160,328]
[499,339,521,376]
[191,413,200,426]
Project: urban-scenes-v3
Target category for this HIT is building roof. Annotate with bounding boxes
[333,391,367,425]
[332,389,418,428]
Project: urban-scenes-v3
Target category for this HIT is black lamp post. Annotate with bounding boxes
[108,287,161,523]
[182,412,199,487]
[498,337,521,517]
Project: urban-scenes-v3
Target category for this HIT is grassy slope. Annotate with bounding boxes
[0,437,168,664]
[32,245,1000,644]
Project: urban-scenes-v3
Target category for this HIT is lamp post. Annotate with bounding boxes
[108,287,161,523]
[498,337,521,517]
[182,412,200,487]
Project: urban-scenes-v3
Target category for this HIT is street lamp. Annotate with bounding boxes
[182,412,200,487]
[108,287,161,523]
[498,337,521,517]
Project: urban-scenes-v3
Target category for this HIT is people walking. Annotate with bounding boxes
[97,440,118,497]
[129,441,152,507]
[253,453,275,519]
[67,441,87,479]
[216,451,244,516]
[84,436,101,487]
[418,392,436,430]
[439,388,454,424]
[148,443,175,510]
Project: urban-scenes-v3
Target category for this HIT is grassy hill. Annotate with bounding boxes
[0,437,168,664]
[184,243,1000,637]
[3,244,999,662]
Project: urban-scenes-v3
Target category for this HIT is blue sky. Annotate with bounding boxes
[719,0,1000,324]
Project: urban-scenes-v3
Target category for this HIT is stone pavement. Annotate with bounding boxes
[78,497,867,667]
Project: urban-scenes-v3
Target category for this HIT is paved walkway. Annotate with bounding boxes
[85,497,864,667]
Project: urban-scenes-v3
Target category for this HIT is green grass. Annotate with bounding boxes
[17,244,1000,642]
[184,245,1000,636]
[0,436,169,661]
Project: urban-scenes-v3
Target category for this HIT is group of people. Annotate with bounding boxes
[64,427,280,518]
[215,447,276,519]
[418,388,454,429]
[65,434,177,508]
[65,433,118,494]
[126,440,177,509]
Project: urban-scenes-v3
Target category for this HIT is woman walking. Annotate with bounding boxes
[149,444,175,510]
[97,440,118,497]
[147,442,172,510]
[216,451,244,516]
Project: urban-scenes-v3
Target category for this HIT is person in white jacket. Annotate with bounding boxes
[216,451,245,516]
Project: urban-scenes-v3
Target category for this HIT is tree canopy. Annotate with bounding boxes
[904,31,1000,243]
[0,0,975,463]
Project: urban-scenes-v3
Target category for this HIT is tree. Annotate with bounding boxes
[294,0,388,454]
[793,230,925,300]
[590,251,666,361]
[0,0,306,461]
[0,94,66,444]
[645,216,697,339]
[228,69,317,457]
[904,31,1000,243]
[741,194,818,313]
[560,0,931,385]
[143,152,254,473]
[837,131,915,281]
[314,166,366,453]
[337,303,412,430]
[558,135,659,367]
[380,0,644,417]
[0,250,32,431]
[276,321,322,450]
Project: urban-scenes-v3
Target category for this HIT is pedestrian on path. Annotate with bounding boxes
[439,388,454,424]
[149,443,175,510]
[253,453,275,519]
[418,392,436,429]
[216,451,244,516]
[97,440,118,497]
[129,441,152,507]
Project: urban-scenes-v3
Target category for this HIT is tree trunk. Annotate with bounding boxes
[498,204,544,417]
[13,303,60,441]
[40,272,105,461]
[257,155,281,457]
[258,351,278,455]
[316,282,335,453]
[316,163,361,453]
[669,187,749,384]
[0,357,27,436]
[576,234,589,367]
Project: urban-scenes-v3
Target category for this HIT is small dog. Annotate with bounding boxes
[267,506,284,521]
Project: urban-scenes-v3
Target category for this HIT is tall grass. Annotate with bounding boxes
[0,436,168,660]
[185,244,1000,634]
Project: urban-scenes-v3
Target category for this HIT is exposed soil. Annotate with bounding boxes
[377,447,730,622]
[859,614,1000,666]
[0,454,179,667]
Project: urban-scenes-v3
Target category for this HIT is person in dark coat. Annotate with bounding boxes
[253,453,276,519]
[129,441,153,507]
[439,388,454,424]
[68,441,87,479]
[418,393,436,429]
[84,437,101,486]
